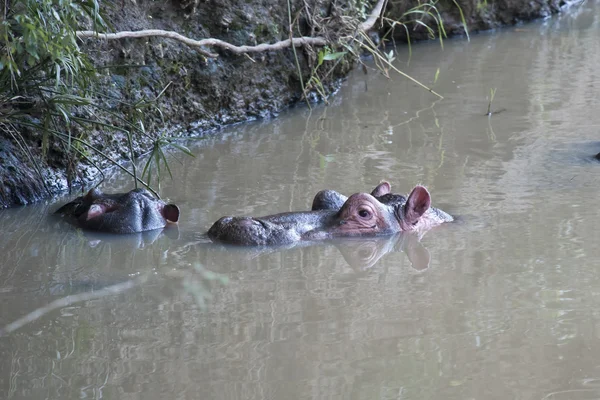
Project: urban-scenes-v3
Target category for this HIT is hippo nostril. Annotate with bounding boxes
[339,220,347,225]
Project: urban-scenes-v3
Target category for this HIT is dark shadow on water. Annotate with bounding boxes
[555,141,600,165]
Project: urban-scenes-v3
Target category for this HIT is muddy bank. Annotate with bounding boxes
[0,0,577,208]
[385,0,575,41]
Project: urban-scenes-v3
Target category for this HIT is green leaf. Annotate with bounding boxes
[322,51,347,61]
[158,146,173,179]
[317,50,325,67]
[168,142,195,157]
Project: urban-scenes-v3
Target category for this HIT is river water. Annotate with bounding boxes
[2,4,600,400]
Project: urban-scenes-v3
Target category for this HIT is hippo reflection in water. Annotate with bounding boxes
[55,188,180,234]
[208,183,453,246]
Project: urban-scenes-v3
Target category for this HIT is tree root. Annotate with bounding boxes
[76,30,327,58]
[76,0,387,58]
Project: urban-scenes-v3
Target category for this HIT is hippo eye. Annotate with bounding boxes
[358,209,371,218]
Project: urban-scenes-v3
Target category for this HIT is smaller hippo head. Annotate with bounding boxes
[56,188,180,234]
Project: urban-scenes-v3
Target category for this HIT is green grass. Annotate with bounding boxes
[0,0,189,199]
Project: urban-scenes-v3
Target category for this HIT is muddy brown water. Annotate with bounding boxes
[3,5,600,400]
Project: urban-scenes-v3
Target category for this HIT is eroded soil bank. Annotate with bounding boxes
[0,0,575,208]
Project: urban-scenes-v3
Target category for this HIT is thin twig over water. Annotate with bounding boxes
[0,275,148,336]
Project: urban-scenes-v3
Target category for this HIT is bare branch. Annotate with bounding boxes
[0,276,147,336]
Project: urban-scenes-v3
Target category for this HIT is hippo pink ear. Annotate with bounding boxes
[404,186,431,225]
[371,181,391,197]
[84,204,106,220]
[163,204,180,223]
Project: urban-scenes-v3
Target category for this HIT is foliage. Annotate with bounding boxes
[303,47,347,104]
[0,0,103,87]
[293,0,470,104]
[0,0,185,198]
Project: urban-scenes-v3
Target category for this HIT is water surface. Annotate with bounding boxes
[2,4,600,399]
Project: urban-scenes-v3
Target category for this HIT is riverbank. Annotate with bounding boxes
[0,0,577,208]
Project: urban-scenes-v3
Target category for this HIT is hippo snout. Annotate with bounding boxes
[208,216,277,246]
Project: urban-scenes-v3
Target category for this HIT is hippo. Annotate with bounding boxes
[55,188,180,234]
[207,185,452,246]
[311,181,453,225]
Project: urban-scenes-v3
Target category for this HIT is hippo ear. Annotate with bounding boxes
[84,188,103,201]
[403,186,431,225]
[163,204,180,223]
[371,181,391,197]
[84,204,106,220]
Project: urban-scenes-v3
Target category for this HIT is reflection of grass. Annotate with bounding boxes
[487,115,497,142]
[319,154,337,169]
[180,263,229,308]
[487,87,497,116]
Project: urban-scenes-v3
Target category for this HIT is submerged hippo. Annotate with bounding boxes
[55,188,180,234]
[208,185,452,246]
[312,181,453,225]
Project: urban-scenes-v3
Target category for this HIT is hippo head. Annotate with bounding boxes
[314,185,433,238]
[334,192,398,235]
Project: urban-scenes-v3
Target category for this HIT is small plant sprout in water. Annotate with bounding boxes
[487,87,497,116]
[303,47,347,105]
[385,49,395,64]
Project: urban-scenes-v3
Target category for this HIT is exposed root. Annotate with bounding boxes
[360,0,388,31]
[76,0,387,58]
[76,30,328,58]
